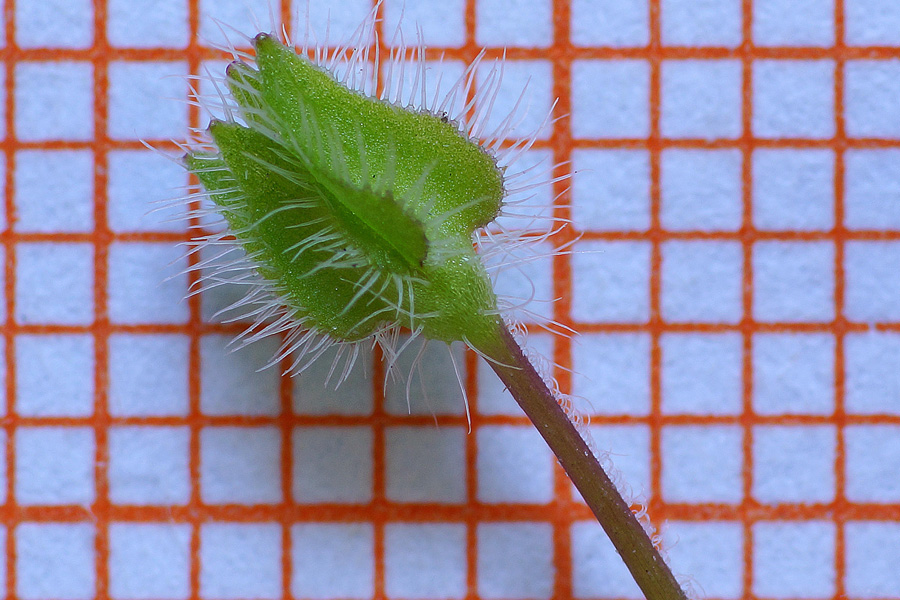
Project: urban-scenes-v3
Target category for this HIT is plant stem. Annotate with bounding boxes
[476,323,688,600]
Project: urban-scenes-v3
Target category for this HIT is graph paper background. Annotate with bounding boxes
[4,0,900,598]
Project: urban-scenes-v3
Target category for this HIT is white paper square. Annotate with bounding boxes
[200,522,282,600]
[753,148,835,231]
[845,332,900,415]
[198,245,261,323]
[107,0,188,48]
[0,433,6,501]
[477,425,554,504]
[379,59,466,117]
[292,523,374,599]
[661,333,742,415]
[0,529,7,591]
[571,60,650,138]
[200,334,280,416]
[385,523,467,599]
[14,150,94,232]
[571,149,651,231]
[845,241,900,321]
[752,521,835,598]
[15,426,95,506]
[572,520,642,598]
[476,332,553,416]
[198,0,274,47]
[661,60,742,139]
[662,240,743,323]
[107,61,189,140]
[661,0,742,47]
[318,55,376,109]
[292,426,372,504]
[0,341,6,416]
[661,148,742,231]
[753,333,835,415]
[753,60,835,139]
[189,167,229,234]
[478,523,553,599]
[16,523,95,600]
[16,334,94,417]
[753,0,834,46]
[294,0,374,46]
[571,240,651,323]
[108,333,190,417]
[109,522,191,600]
[292,344,374,415]
[475,60,554,141]
[15,62,93,141]
[385,426,466,503]
[195,57,238,130]
[477,0,552,47]
[382,0,467,47]
[496,149,557,233]
[108,426,190,506]
[845,60,900,138]
[845,149,900,229]
[662,425,743,503]
[0,71,7,140]
[0,156,6,228]
[108,149,189,232]
[585,424,651,500]
[845,424,900,502]
[571,0,649,47]
[0,249,7,315]
[490,239,555,324]
[384,338,466,416]
[15,0,93,48]
[753,241,835,322]
[201,427,281,505]
[753,425,836,504]
[845,522,900,598]
[661,521,743,599]
[107,242,189,324]
[846,0,900,45]
[15,242,94,325]
[573,333,651,416]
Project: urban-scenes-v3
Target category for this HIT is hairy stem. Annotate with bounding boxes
[476,324,688,600]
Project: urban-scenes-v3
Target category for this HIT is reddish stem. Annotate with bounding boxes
[476,324,688,600]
